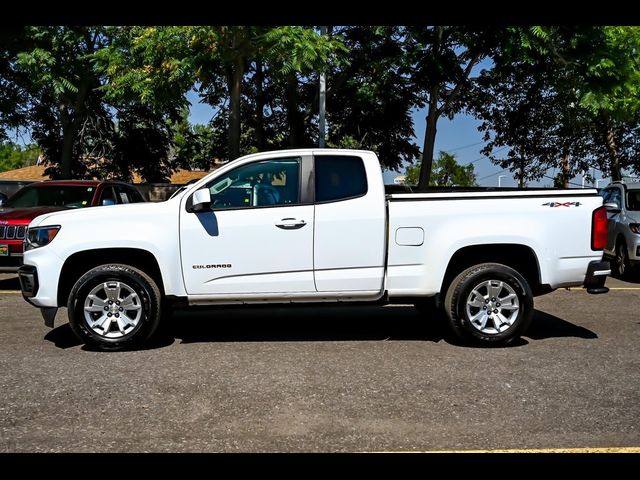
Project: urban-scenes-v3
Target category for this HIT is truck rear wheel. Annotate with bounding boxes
[67,264,162,351]
[444,263,533,346]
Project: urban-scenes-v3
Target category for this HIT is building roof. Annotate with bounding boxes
[0,165,44,180]
[0,165,212,184]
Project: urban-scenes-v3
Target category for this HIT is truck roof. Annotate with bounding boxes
[26,179,132,187]
[612,181,640,190]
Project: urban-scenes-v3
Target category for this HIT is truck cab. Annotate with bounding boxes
[181,151,386,298]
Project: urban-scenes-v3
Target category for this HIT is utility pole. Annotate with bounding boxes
[319,26,327,148]
[498,175,506,187]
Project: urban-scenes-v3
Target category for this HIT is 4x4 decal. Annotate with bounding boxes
[542,201,582,207]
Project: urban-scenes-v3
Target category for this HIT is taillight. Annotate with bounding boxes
[591,206,608,250]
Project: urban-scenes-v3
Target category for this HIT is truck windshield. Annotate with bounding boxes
[5,185,96,209]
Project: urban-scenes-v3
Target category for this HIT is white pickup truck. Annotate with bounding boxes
[18,149,610,350]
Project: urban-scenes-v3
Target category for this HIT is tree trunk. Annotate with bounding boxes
[286,74,302,147]
[604,126,622,181]
[417,26,444,191]
[59,79,91,179]
[254,59,266,151]
[227,58,244,161]
[59,108,75,180]
[561,152,570,188]
[418,86,439,190]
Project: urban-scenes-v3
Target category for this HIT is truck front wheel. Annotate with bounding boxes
[67,264,162,351]
[444,263,533,346]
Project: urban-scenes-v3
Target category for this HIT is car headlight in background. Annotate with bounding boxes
[24,226,61,251]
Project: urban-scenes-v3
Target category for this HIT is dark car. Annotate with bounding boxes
[0,180,145,272]
[0,191,7,206]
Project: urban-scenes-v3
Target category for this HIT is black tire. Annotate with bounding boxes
[67,264,162,351]
[613,239,631,279]
[444,263,533,346]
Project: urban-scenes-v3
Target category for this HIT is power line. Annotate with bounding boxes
[478,169,506,181]
[468,146,509,165]
[446,141,484,153]
[542,175,587,188]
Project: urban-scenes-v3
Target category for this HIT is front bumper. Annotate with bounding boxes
[18,264,58,327]
[583,260,610,294]
[629,240,640,264]
[0,253,23,273]
[18,264,38,299]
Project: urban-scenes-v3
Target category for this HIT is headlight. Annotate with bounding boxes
[24,226,61,251]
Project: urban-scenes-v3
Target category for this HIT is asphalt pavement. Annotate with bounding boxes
[0,273,639,452]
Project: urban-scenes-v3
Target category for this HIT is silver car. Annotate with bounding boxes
[600,181,640,277]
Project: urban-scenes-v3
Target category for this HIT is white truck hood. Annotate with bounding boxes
[29,200,175,229]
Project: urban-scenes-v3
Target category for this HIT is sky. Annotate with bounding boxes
[186,89,610,188]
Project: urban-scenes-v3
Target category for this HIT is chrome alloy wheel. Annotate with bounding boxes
[83,281,142,339]
[465,279,520,335]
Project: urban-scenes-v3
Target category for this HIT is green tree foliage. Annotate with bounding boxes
[406,27,500,189]
[93,26,198,181]
[0,142,39,172]
[405,151,477,187]
[191,26,348,160]
[260,26,348,150]
[555,26,640,181]
[225,26,421,171]
[171,112,218,171]
[0,26,195,181]
[471,26,640,184]
[0,29,29,143]
[4,26,109,178]
[471,35,594,187]
[2,25,639,188]
[324,26,421,171]
[95,26,193,120]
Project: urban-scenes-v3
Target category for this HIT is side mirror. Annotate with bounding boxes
[191,189,212,213]
[604,202,620,213]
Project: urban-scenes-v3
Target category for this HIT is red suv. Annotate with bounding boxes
[0,180,145,272]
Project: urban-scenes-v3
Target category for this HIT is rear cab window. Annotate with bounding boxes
[315,155,367,202]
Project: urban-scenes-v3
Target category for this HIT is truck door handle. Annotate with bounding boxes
[275,218,307,230]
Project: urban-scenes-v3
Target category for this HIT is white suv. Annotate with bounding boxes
[600,182,640,277]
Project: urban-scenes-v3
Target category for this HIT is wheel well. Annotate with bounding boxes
[442,244,542,295]
[58,248,165,306]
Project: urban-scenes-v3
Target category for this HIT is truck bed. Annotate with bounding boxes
[385,184,599,197]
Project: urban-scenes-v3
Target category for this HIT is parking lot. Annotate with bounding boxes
[0,273,639,452]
